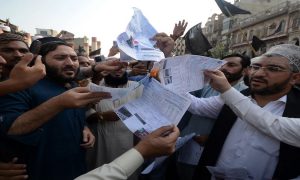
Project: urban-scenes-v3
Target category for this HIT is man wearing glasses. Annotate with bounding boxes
[186,44,300,180]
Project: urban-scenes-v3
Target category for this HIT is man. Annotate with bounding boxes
[172,54,250,180]
[180,53,250,133]
[77,125,179,180]
[78,55,91,68]
[0,54,45,95]
[187,44,300,179]
[86,59,143,180]
[0,38,114,180]
[0,54,44,180]
[0,33,31,81]
[0,33,46,180]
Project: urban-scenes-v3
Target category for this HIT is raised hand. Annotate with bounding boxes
[171,20,188,41]
[204,70,231,93]
[9,54,46,89]
[134,125,179,159]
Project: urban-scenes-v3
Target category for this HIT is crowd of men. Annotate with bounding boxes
[0,20,300,180]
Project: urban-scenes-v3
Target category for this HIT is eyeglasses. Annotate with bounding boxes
[249,65,290,73]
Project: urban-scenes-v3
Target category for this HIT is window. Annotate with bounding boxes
[248,30,254,41]
[40,31,48,36]
[292,17,300,29]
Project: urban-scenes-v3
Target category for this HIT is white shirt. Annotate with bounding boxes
[75,148,144,180]
[187,88,300,179]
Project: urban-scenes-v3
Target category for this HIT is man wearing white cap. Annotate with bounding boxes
[186,44,300,180]
[0,24,11,34]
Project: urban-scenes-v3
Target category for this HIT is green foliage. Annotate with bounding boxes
[209,42,229,59]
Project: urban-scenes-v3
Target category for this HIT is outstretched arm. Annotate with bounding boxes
[8,87,111,135]
[75,125,179,180]
[206,69,300,147]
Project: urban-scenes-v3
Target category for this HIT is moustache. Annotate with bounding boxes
[62,66,77,72]
[250,77,268,83]
[221,70,232,78]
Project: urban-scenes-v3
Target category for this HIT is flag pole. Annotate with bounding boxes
[224,6,257,56]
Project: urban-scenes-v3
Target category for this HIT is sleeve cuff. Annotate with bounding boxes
[114,148,144,176]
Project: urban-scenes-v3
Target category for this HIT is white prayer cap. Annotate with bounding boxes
[264,44,300,72]
[250,56,261,63]
[0,24,11,32]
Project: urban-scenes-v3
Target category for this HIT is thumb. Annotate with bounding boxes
[72,87,90,93]
[151,125,175,137]
[15,53,34,66]
[11,157,18,163]
[33,55,44,66]
[204,69,222,78]
[82,131,88,142]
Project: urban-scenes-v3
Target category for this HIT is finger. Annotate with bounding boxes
[11,157,18,163]
[72,87,90,93]
[80,143,92,148]
[82,131,88,143]
[0,175,28,180]
[164,126,180,142]
[204,69,224,78]
[128,60,139,66]
[78,91,111,100]
[183,22,188,29]
[33,55,43,67]
[0,163,26,170]
[0,55,6,64]
[78,97,109,106]
[87,92,112,99]
[151,125,175,137]
[15,53,34,66]
[0,169,27,176]
[101,64,123,72]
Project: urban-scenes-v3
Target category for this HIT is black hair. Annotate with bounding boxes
[39,41,69,57]
[222,53,250,69]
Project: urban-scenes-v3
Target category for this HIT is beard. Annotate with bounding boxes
[243,75,250,87]
[222,69,243,83]
[104,72,128,87]
[249,76,292,95]
[45,63,78,84]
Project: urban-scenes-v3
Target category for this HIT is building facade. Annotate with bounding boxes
[35,28,58,37]
[203,0,300,56]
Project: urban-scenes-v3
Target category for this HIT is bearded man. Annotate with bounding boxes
[85,62,142,180]
[188,44,300,179]
[0,37,113,180]
[174,54,250,180]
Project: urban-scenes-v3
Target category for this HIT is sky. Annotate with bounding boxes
[0,0,234,55]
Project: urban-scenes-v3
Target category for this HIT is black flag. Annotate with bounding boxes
[184,23,212,55]
[251,35,265,51]
[215,0,251,17]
